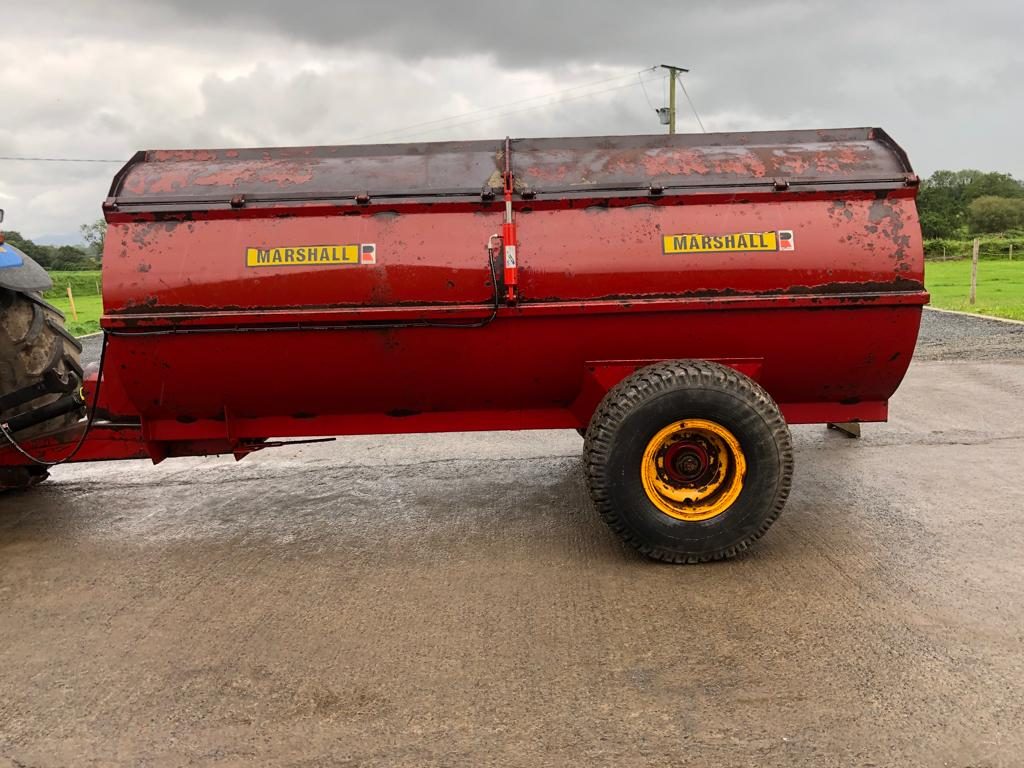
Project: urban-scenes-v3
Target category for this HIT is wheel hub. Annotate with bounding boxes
[662,440,713,485]
[640,419,747,522]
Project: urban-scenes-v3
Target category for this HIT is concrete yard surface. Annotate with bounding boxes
[2,316,1024,766]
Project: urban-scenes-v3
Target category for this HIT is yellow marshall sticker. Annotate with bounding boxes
[246,243,377,267]
[663,230,794,254]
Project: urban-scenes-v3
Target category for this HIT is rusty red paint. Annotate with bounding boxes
[191,161,316,188]
[1,127,927,469]
[149,149,218,163]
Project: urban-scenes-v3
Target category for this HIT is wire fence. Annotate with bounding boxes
[43,271,102,300]
[924,238,1022,261]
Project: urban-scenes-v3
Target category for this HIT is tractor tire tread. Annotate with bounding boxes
[15,301,45,347]
[23,292,66,321]
[0,287,85,457]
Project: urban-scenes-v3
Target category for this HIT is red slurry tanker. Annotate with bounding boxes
[0,128,926,562]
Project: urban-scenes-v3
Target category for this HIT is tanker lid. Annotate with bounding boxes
[107,138,507,212]
[512,127,915,196]
[106,127,914,214]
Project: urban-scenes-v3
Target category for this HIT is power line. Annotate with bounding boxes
[678,80,707,133]
[0,155,124,163]
[638,69,665,111]
[0,65,670,164]
[382,74,665,141]
[349,66,659,143]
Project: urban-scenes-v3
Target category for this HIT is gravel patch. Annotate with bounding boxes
[914,307,1024,361]
[78,333,104,369]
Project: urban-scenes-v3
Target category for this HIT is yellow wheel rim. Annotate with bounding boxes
[640,419,746,522]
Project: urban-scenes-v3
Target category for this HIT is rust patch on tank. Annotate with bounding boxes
[828,200,855,223]
[867,198,913,270]
[813,145,866,173]
[525,164,573,182]
[776,154,810,176]
[709,152,768,178]
[191,160,315,188]
[138,169,191,195]
[149,150,218,163]
[643,150,709,176]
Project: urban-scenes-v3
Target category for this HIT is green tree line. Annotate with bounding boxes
[1,220,106,271]
[918,169,1024,237]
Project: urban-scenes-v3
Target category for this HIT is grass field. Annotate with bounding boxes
[44,270,103,336]
[926,259,1024,321]
[48,295,103,336]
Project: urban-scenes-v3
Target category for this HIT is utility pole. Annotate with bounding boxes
[660,64,689,135]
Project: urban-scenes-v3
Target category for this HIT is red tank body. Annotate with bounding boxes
[1,128,927,465]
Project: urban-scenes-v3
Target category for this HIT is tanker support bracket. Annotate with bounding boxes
[827,421,862,439]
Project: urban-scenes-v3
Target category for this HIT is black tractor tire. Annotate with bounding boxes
[583,360,793,564]
[0,288,84,481]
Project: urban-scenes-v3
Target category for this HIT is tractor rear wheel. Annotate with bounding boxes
[583,360,793,563]
[0,288,84,488]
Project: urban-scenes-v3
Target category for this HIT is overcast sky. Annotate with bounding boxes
[2,0,1021,242]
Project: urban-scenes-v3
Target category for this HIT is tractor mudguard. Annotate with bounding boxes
[0,243,52,293]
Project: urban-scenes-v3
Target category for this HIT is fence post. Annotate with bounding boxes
[1010,243,1014,261]
[66,285,79,321]
[970,238,980,306]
